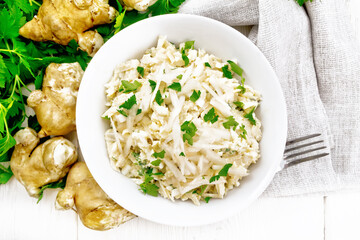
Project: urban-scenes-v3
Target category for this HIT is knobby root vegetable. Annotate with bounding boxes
[10,127,78,197]
[121,0,157,11]
[56,162,136,230]
[27,62,83,138]
[19,0,117,56]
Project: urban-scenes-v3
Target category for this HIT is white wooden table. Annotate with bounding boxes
[1,1,359,239]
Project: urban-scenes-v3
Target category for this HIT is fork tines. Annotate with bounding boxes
[283,133,330,169]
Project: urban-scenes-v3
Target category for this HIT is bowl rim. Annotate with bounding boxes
[76,13,287,226]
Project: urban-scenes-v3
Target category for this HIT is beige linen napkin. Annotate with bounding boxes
[180,0,360,196]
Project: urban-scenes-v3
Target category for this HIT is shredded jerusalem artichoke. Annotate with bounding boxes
[103,36,262,205]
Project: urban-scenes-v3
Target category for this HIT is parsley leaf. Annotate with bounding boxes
[190,90,201,102]
[239,124,247,139]
[193,185,207,195]
[182,53,189,66]
[117,109,128,117]
[234,101,244,110]
[179,152,185,157]
[181,121,197,145]
[27,115,41,132]
[119,95,137,110]
[114,8,126,34]
[218,163,233,176]
[0,164,13,184]
[222,65,233,79]
[209,163,233,183]
[37,178,66,203]
[204,197,212,203]
[151,159,161,166]
[136,109,142,115]
[140,176,159,197]
[176,74,183,80]
[137,66,145,77]
[244,107,256,125]
[149,0,186,16]
[152,150,165,158]
[121,80,142,93]
[296,0,313,6]
[236,77,246,94]
[227,60,243,77]
[223,116,239,130]
[155,90,164,105]
[204,62,211,68]
[168,82,181,92]
[149,79,156,92]
[204,108,219,124]
[184,40,195,50]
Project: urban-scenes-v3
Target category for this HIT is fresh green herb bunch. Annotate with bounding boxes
[0,0,186,185]
[0,0,90,183]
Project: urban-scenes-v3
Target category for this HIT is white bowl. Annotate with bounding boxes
[77,14,287,226]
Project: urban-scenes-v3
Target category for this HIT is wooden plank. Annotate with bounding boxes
[325,192,360,240]
[78,196,324,240]
[0,178,77,240]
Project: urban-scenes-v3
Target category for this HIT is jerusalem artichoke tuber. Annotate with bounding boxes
[27,62,83,137]
[10,127,78,197]
[19,0,117,56]
[56,162,135,230]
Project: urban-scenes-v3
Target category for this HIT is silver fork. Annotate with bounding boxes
[281,133,330,170]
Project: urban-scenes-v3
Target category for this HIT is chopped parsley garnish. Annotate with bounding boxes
[222,65,233,79]
[152,150,165,158]
[155,90,164,105]
[227,60,244,77]
[120,80,142,93]
[181,121,197,145]
[204,108,219,124]
[239,124,247,139]
[182,53,190,66]
[234,101,244,110]
[140,172,159,197]
[204,62,211,68]
[204,197,212,203]
[181,41,194,67]
[209,163,233,183]
[179,152,185,157]
[136,109,142,115]
[168,82,182,92]
[184,40,195,50]
[177,74,183,80]
[117,109,128,117]
[190,90,201,102]
[151,159,161,166]
[119,95,137,110]
[102,116,110,120]
[192,185,207,195]
[137,66,145,77]
[133,152,160,197]
[244,107,256,125]
[149,79,156,92]
[223,116,239,130]
[237,77,246,94]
